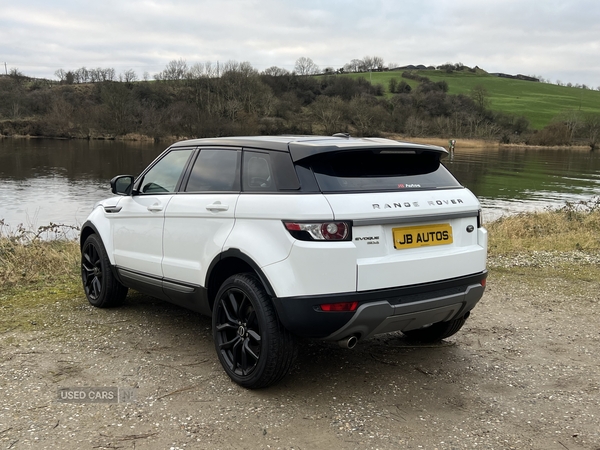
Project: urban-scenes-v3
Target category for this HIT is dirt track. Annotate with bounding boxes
[1,268,599,450]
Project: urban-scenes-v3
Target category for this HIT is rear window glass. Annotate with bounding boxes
[304,150,461,192]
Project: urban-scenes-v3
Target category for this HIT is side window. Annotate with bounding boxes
[185,149,240,192]
[139,149,194,194]
[243,151,276,192]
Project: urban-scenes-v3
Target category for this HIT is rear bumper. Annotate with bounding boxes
[271,271,487,341]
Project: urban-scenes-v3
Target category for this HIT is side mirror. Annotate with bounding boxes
[110,175,134,196]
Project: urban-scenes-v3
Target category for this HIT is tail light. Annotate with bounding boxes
[319,301,359,312]
[283,221,352,241]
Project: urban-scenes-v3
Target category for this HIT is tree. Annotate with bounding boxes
[372,56,385,71]
[361,56,374,71]
[348,95,386,136]
[309,96,346,135]
[155,59,188,81]
[343,59,362,73]
[55,69,67,83]
[100,82,134,133]
[294,57,319,76]
[8,68,27,86]
[470,85,489,111]
[582,113,600,150]
[556,110,582,142]
[262,66,289,77]
[122,69,137,83]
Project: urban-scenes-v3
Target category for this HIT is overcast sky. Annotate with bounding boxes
[1,0,599,87]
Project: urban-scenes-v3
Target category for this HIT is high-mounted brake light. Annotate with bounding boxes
[319,301,359,312]
[283,221,351,241]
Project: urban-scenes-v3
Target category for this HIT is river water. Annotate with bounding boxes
[1,138,600,231]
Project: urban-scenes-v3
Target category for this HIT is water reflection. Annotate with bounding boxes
[1,139,600,228]
[445,146,600,221]
[0,139,164,228]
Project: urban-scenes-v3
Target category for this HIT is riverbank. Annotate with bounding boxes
[386,134,593,152]
[1,131,593,152]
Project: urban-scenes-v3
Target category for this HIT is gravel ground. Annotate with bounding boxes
[1,260,599,450]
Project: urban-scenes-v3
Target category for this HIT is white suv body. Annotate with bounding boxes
[80,135,487,388]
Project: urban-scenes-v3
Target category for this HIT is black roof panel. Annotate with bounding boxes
[170,136,448,160]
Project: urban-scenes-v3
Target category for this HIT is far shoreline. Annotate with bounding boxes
[0,132,593,152]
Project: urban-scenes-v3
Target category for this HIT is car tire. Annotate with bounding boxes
[402,313,470,343]
[81,234,128,308]
[213,273,297,389]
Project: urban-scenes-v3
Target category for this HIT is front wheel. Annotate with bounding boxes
[402,312,470,343]
[212,274,297,389]
[81,234,128,308]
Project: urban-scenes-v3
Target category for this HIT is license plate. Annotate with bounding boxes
[392,223,453,249]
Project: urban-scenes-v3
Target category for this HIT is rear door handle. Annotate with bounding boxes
[147,203,163,212]
[206,202,229,212]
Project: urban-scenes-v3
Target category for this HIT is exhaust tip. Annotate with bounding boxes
[338,335,358,349]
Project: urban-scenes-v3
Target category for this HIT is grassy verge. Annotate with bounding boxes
[0,223,81,332]
[486,198,600,253]
[2,201,600,332]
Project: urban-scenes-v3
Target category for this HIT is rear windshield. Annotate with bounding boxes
[303,150,461,192]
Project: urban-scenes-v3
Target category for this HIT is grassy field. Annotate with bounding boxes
[345,70,600,130]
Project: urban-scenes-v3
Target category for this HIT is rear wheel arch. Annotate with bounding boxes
[206,249,276,312]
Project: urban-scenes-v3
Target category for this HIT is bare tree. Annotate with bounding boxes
[470,85,490,111]
[372,56,385,71]
[582,113,600,150]
[348,95,385,136]
[294,57,319,76]
[309,96,346,134]
[556,110,583,142]
[105,68,116,81]
[122,69,137,83]
[343,59,362,73]
[74,67,89,83]
[361,56,374,71]
[54,69,67,82]
[155,59,188,81]
[262,66,290,77]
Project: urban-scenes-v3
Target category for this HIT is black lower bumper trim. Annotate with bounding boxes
[272,271,487,339]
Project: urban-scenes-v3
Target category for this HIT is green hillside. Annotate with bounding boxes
[346,70,600,129]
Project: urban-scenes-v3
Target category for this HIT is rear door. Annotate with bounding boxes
[161,148,241,286]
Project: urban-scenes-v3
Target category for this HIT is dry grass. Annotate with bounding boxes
[0,221,80,290]
[383,135,496,150]
[487,198,600,253]
[2,199,600,294]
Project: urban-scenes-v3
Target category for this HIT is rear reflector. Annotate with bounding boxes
[319,301,359,312]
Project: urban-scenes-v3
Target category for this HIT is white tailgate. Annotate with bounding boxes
[325,188,487,291]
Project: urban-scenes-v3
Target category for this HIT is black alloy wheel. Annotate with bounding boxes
[213,274,297,389]
[81,234,127,308]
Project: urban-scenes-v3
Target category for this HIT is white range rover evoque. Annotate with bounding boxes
[80,135,487,388]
